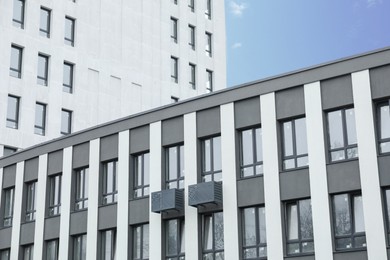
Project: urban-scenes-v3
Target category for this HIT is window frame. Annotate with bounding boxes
[23,244,34,260]
[40,7,51,37]
[383,188,390,245]
[10,45,23,78]
[189,24,196,50]
[0,249,10,260]
[6,95,20,129]
[46,239,59,260]
[205,32,212,57]
[75,167,89,210]
[37,54,49,86]
[25,181,37,222]
[239,127,263,178]
[241,206,267,259]
[101,229,117,260]
[171,17,178,43]
[206,69,213,93]
[63,62,74,93]
[189,63,196,89]
[377,101,390,154]
[188,0,195,11]
[34,102,47,135]
[165,145,184,189]
[12,0,25,28]
[64,16,75,46]
[133,152,150,198]
[205,0,212,19]
[165,218,185,259]
[132,223,149,260]
[202,212,224,259]
[3,187,15,227]
[48,175,62,216]
[3,146,17,156]
[171,56,178,83]
[61,109,72,135]
[72,233,87,260]
[201,136,222,182]
[102,160,118,205]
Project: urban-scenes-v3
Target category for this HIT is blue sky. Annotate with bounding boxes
[225,0,390,87]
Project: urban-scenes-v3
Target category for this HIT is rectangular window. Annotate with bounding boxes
[75,167,89,210]
[166,219,185,259]
[6,95,20,129]
[73,234,86,260]
[206,70,213,93]
[202,136,222,182]
[189,25,195,50]
[63,62,74,93]
[40,7,51,37]
[3,188,14,227]
[133,224,149,260]
[173,0,177,4]
[189,0,195,11]
[46,239,59,260]
[240,127,263,177]
[285,199,314,255]
[37,54,49,86]
[166,145,184,189]
[384,189,390,244]
[3,146,17,156]
[205,32,212,57]
[134,153,150,198]
[377,101,390,154]
[13,0,25,28]
[327,108,358,162]
[25,181,37,221]
[101,229,116,260]
[171,96,179,103]
[202,212,224,259]
[332,193,366,250]
[242,206,267,259]
[65,16,75,46]
[102,160,118,204]
[171,57,178,83]
[281,117,308,170]
[10,45,23,78]
[48,175,61,216]
[0,249,10,260]
[189,63,196,89]
[23,244,34,260]
[35,102,46,135]
[205,0,212,19]
[61,109,72,135]
[171,17,178,43]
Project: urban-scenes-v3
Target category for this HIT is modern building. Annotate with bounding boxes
[1,47,390,260]
[0,0,226,155]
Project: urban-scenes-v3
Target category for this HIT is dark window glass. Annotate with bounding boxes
[13,0,25,28]
[46,239,59,260]
[73,234,86,260]
[61,109,72,135]
[189,63,196,89]
[384,189,390,244]
[189,0,195,11]
[205,0,211,19]
[0,249,10,260]
[202,212,224,259]
[205,32,212,57]
[166,219,185,259]
[6,95,20,129]
[202,136,222,182]
[133,224,149,260]
[134,153,150,198]
[75,167,89,210]
[171,17,178,43]
[23,244,34,260]
[25,181,37,221]
[102,161,118,204]
[65,17,75,46]
[3,188,14,227]
[37,54,49,86]
[242,206,267,259]
[40,7,51,37]
[10,45,23,78]
[189,25,195,49]
[35,103,46,135]
[171,56,178,83]
[48,175,61,216]
[206,70,213,93]
[101,229,116,260]
[332,193,366,250]
[171,96,179,103]
[240,127,263,177]
[166,145,184,189]
[63,62,74,93]
[327,108,358,162]
[3,147,17,156]
[377,102,390,154]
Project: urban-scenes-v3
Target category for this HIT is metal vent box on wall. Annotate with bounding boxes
[188,181,223,207]
[151,188,184,213]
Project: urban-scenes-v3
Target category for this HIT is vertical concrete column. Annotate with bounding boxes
[149,121,162,259]
[220,103,239,259]
[86,139,100,260]
[117,130,130,259]
[352,70,388,259]
[10,161,24,260]
[184,112,199,260]
[58,147,72,260]
[304,82,334,260]
[34,154,48,260]
[260,93,284,260]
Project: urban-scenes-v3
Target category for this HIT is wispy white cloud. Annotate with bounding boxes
[232,42,242,49]
[230,1,247,17]
[366,0,383,8]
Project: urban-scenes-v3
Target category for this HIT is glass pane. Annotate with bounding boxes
[143,224,149,258]
[386,190,390,231]
[214,212,224,250]
[299,199,313,240]
[84,169,89,199]
[328,110,344,149]
[333,194,351,236]
[287,243,300,254]
[354,236,367,248]
[38,55,48,79]
[104,231,112,260]
[61,110,71,134]
[331,150,345,162]
[166,220,178,256]
[204,139,211,171]
[255,128,263,162]
[35,103,45,129]
[255,164,263,175]
[283,121,293,156]
[353,195,365,232]
[215,252,224,260]
[7,96,18,122]
[180,221,185,253]
[203,253,213,260]
[203,216,213,250]
[241,166,253,178]
[301,241,314,253]
[380,104,390,139]
[168,147,178,181]
[13,0,24,22]
[335,237,352,249]
[65,18,74,40]
[133,227,141,259]
[259,246,267,257]
[213,137,222,171]
[287,204,298,240]
[243,248,256,258]
[241,130,254,165]
[47,240,57,260]
[345,108,357,145]
[40,9,49,31]
[380,141,390,153]
[258,207,267,244]
[213,171,222,182]
[243,208,256,246]
[144,153,150,185]
[283,159,295,170]
[347,147,358,159]
[63,63,72,86]
[136,156,142,186]
[106,162,114,193]
[297,156,308,167]
[295,118,308,155]
[179,145,184,178]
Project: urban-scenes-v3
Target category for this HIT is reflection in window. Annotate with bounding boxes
[281,118,308,170]
[327,108,358,162]
[101,229,116,260]
[332,193,366,250]
[65,17,75,46]
[205,0,212,19]
[6,95,20,129]
[171,56,178,83]
[189,25,195,49]
[205,32,212,57]
[13,0,25,28]
[166,219,185,259]
[23,244,34,260]
[3,188,15,227]
[133,224,149,260]
[46,239,59,260]
[240,127,263,177]
[63,62,74,93]
[202,212,224,259]
[166,145,184,189]
[48,175,61,216]
[25,181,37,221]
[242,206,267,259]
[0,249,10,260]
[35,103,46,135]
[134,153,150,198]
[189,63,196,89]
[377,102,390,154]
[286,199,314,255]
[202,136,222,182]
[10,45,23,78]
[72,234,87,260]
[75,167,89,210]
[40,7,51,37]
[171,17,178,43]
[37,54,49,86]
[102,161,118,204]
[61,109,72,135]
[206,70,213,93]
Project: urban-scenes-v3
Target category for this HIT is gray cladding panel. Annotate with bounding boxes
[73,142,90,169]
[0,227,11,249]
[24,157,39,182]
[129,198,149,225]
[130,125,150,154]
[162,116,184,146]
[98,204,117,230]
[321,74,353,110]
[370,65,390,99]
[20,222,35,245]
[378,155,390,186]
[333,250,367,260]
[234,97,261,129]
[70,210,88,235]
[44,216,60,239]
[3,164,16,188]
[327,160,361,193]
[197,107,220,138]
[276,87,305,119]
[237,177,264,207]
[100,134,119,161]
[48,150,63,175]
[280,169,311,200]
